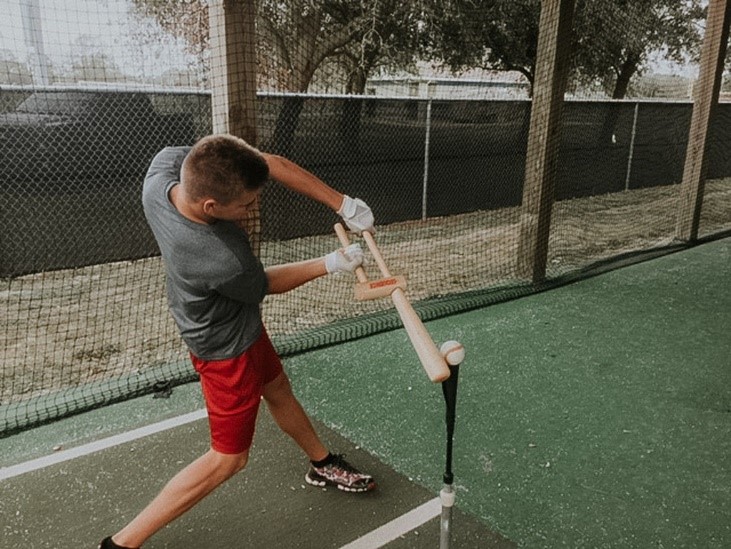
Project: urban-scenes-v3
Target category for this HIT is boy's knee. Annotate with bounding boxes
[210,449,249,479]
[263,372,294,403]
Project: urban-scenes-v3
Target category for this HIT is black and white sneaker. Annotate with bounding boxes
[99,537,138,549]
[305,454,376,493]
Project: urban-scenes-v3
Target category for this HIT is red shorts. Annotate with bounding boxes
[190,328,283,454]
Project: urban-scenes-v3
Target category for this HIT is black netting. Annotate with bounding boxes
[1,0,729,434]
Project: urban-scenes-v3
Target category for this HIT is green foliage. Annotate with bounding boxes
[573,0,706,98]
[257,0,369,91]
[424,1,541,83]
[327,0,426,93]
[425,0,705,98]
[130,0,708,99]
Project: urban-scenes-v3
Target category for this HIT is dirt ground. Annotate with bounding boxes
[2,179,730,403]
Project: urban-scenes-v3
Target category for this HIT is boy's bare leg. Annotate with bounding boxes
[263,371,375,493]
[262,371,329,462]
[111,449,249,548]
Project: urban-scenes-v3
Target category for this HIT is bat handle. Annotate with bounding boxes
[333,223,368,283]
[361,231,392,278]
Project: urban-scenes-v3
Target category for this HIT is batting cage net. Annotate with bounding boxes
[2,0,730,434]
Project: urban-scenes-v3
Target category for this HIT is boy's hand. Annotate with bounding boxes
[325,244,364,274]
[338,196,375,235]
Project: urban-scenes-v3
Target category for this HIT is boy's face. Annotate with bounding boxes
[204,188,260,222]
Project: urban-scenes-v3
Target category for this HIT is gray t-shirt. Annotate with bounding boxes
[142,146,268,360]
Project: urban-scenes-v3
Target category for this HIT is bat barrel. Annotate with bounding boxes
[391,289,450,382]
[332,224,450,383]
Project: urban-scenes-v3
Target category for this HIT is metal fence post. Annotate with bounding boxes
[625,102,640,191]
[422,98,433,220]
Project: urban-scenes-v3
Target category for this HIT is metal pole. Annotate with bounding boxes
[422,99,432,220]
[440,482,456,548]
[624,102,639,191]
[440,360,461,549]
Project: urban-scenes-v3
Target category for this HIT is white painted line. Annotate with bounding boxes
[340,497,441,549]
[0,409,207,480]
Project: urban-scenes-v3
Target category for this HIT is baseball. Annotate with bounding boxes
[440,340,465,365]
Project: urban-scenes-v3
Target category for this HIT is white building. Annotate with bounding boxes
[366,64,530,100]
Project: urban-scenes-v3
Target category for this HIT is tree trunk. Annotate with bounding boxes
[612,56,639,99]
[340,68,367,150]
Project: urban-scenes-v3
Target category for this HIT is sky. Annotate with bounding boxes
[0,0,194,80]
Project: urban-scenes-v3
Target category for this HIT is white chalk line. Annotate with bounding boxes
[339,497,442,549]
[2,407,442,548]
[0,408,207,480]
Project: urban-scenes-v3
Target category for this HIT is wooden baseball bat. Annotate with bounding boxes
[333,224,407,301]
[334,224,450,383]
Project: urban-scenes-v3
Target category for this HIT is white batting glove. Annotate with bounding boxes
[325,243,364,274]
[338,195,375,235]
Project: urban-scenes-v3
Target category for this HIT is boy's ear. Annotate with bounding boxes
[201,198,218,216]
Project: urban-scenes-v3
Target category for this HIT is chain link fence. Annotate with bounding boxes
[1,0,730,434]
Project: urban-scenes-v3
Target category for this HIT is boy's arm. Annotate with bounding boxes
[265,258,327,295]
[261,153,375,234]
[262,153,342,210]
[265,244,364,294]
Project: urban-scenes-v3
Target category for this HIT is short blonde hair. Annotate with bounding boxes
[181,134,269,204]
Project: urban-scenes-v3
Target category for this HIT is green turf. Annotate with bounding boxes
[285,237,731,548]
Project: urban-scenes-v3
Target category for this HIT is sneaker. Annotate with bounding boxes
[99,536,138,549]
[305,454,376,493]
